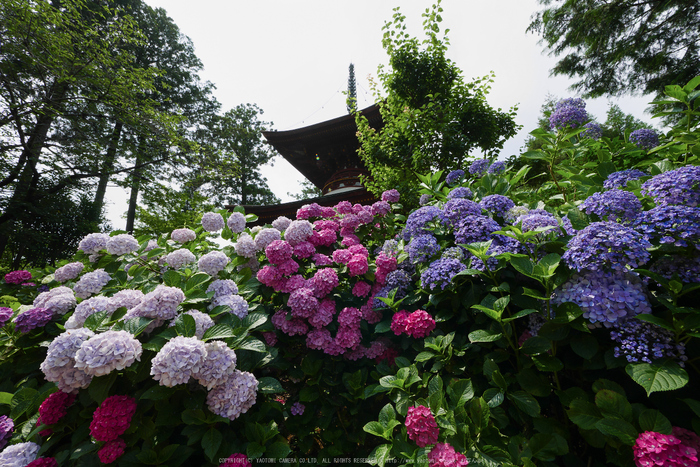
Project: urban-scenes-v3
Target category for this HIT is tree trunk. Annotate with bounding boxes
[91,120,123,225]
[125,139,146,234]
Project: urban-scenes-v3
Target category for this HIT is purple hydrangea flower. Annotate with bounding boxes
[562,222,651,271]
[579,189,642,223]
[641,165,700,207]
[385,269,413,298]
[402,206,442,241]
[13,307,53,333]
[419,194,432,206]
[198,251,230,276]
[73,269,111,299]
[78,233,109,255]
[210,294,249,319]
[549,98,588,130]
[487,161,506,174]
[192,340,237,390]
[4,270,31,284]
[629,128,660,149]
[106,234,139,256]
[650,254,700,283]
[611,318,687,365]
[54,262,84,283]
[170,228,196,243]
[382,189,400,203]
[469,159,490,176]
[420,258,466,291]
[201,212,225,232]
[290,402,305,416]
[479,194,515,217]
[447,187,473,200]
[582,122,603,140]
[127,285,185,321]
[74,330,142,376]
[440,198,482,229]
[151,336,207,386]
[517,213,562,239]
[406,235,441,264]
[445,169,465,185]
[633,204,700,248]
[604,169,647,190]
[0,441,40,466]
[206,370,258,421]
[0,415,14,450]
[0,307,13,327]
[551,269,651,326]
[454,215,501,245]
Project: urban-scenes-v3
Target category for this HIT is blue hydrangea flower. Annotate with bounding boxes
[447,187,473,200]
[604,169,647,190]
[650,254,700,283]
[420,257,466,291]
[402,206,442,241]
[581,122,603,140]
[419,194,432,206]
[641,165,700,207]
[551,269,651,326]
[629,128,660,149]
[611,318,686,366]
[549,98,588,130]
[479,195,515,217]
[455,215,501,245]
[445,169,465,185]
[517,213,563,239]
[633,205,700,248]
[406,235,441,264]
[469,159,490,176]
[440,199,482,229]
[562,221,651,271]
[487,161,506,174]
[385,269,412,296]
[579,189,642,223]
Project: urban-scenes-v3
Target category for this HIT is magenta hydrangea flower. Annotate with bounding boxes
[348,254,369,276]
[428,443,469,467]
[90,395,137,441]
[309,268,339,298]
[4,270,31,284]
[633,428,700,467]
[98,438,126,464]
[265,240,294,264]
[352,281,372,298]
[37,391,76,426]
[13,307,53,333]
[391,310,410,336]
[406,405,439,447]
[202,212,225,232]
[288,288,319,318]
[26,457,58,467]
[405,310,436,338]
[382,189,400,203]
[0,415,13,450]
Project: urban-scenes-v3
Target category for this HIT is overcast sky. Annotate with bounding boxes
[107,0,657,229]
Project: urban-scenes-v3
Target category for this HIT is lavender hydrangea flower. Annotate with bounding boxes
[271,216,291,232]
[54,262,84,283]
[641,165,700,207]
[290,402,305,416]
[165,249,196,270]
[227,212,247,233]
[629,128,660,149]
[233,233,256,258]
[151,336,207,386]
[40,328,95,393]
[106,234,139,256]
[469,159,490,176]
[284,220,314,246]
[551,269,651,326]
[74,330,142,376]
[207,279,238,297]
[406,235,441,263]
[440,199,482,229]
[487,161,506,174]
[562,222,651,272]
[174,310,215,339]
[633,205,700,248]
[0,441,40,466]
[192,341,237,390]
[549,98,587,130]
[517,212,562,239]
[0,415,13,450]
[479,194,515,217]
[65,296,111,329]
[198,251,230,276]
[106,289,144,314]
[445,169,465,185]
[402,206,441,241]
[126,285,185,321]
[210,294,249,319]
[611,318,686,366]
[13,307,53,333]
[454,215,500,245]
[206,370,258,421]
[34,286,76,315]
[446,187,473,200]
[579,189,642,223]
[0,307,13,328]
[73,269,111,299]
[419,194,432,206]
[604,169,647,190]
[171,228,196,243]
[254,228,281,251]
[78,233,109,255]
[201,212,225,232]
[420,257,466,290]
[582,122,603,140]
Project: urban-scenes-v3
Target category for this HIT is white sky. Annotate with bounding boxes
[106,0,657,229]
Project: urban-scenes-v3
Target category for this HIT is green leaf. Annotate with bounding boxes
[415,350,436,362]
[625,360,689,396]
[570,334,599,360]
[367,444,393,467]
[468,329,503,343]
[520,336,552,356]
[265,441,291,459]
[240,312,267,332]
[163,270,182,287]
[529,433,568,461]
[122,316,153,337]
[10,387,39,419]
[364,421,391,440]
[140,385,174,401]
[595,389,633,422]
[84,310,110,331]
[258,377,284,394]
[177,314,197,337]
[508,391,541,417]
[683,398,700,419]
[378,403,396,426]
[185,273,210,291]
[567,399,602,430]
[202,428,223,461]
[639,409,672,434]
[0,392,13,405]
[532,354,564,372]
[299,386,319,402]
[202,324,237,342]
[468,397,490,434]
[88,372,117,404]
[595,418,638,445]
[235,336,266,353]
[447,379,474,408]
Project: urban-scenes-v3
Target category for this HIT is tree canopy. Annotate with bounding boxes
[528,0,700,99]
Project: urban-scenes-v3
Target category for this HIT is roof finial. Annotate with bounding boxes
[347,63,357,114]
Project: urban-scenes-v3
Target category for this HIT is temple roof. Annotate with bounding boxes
[262,104,382,190]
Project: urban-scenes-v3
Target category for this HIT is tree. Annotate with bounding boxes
[355,2,519,204]
[287,179,323,201]
[528,0,700,99]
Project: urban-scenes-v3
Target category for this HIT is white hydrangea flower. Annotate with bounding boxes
[40,328,94,393]
[0,441,40,466]
[73,269,111,299]
[106,234,139,256]
[106,289,144,313]
[198,251,230,276]
[65,296,110,329]
[151,336,207,387]
[54,262,84,283]
[206,370,258,420]
[227,212,246,233]
[73,330,143,376]
[165,249,196,270]
[193,341,237,390]
[171,228,196,243]
[202,212,225,232]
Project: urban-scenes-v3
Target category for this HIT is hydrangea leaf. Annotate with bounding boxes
[367,444,392,467]
[638,409,672,434]
[625,360,689,396]
[468,329,503,343]
[594,418,638,445]
[529,433,568,461]
[508,391,541,417]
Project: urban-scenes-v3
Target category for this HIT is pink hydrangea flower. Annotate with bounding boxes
[341,234,360,247]
[4,270,32,284]
[406,405,439,447]
[312,253,332,266]
[288,288,319,318]
[309,229,337,247]
[352,281,372,298]
[391,310,410,336]
[348,255,369,276]
[309,268,339,298]
[314,219,340,231]
[382,189,400,203]
[633,428,700,467]
[90,395,137,442]
[277,259,300,276]
[306,328,333,349]
[428,442,469,467]
[264,240,293,265]
[405,310,436,338]
[332,249,353,264]
[376,347,399,366]
[335,201,353,215]
[97,438,126,464]
[293,241,316,259]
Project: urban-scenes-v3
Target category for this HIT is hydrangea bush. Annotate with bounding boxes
[1,76,699,466]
